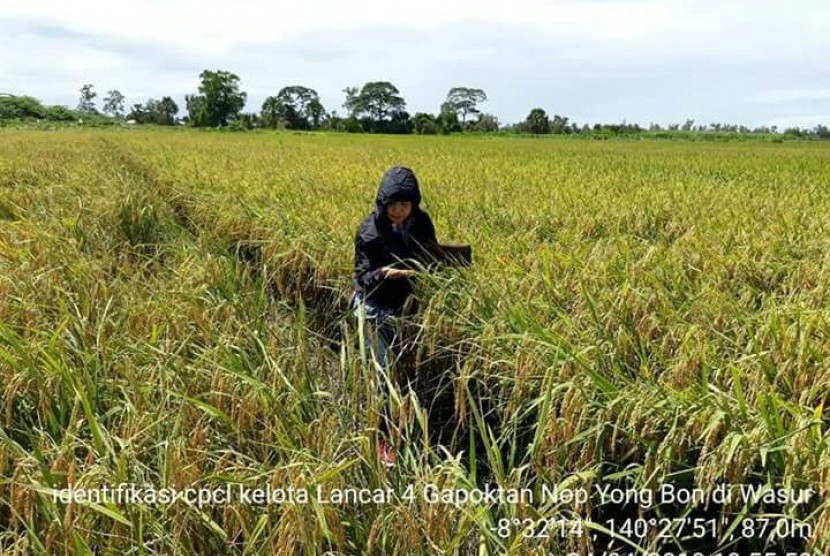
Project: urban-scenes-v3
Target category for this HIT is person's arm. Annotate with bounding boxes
[355,234,385,292]
[356,234,414,288]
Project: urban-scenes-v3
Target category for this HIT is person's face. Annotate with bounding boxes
[385,201,412,225]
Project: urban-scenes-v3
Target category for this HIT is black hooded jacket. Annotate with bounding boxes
[354,166,438,311]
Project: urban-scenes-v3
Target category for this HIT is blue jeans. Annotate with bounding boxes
[350,292,397,373]
[351,292,401,437]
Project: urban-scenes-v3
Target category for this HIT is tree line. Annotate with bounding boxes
[2,69,829,139]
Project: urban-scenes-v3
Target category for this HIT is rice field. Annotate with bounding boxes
[1,128,829,554]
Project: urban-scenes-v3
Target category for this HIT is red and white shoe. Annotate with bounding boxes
[377,438,397,467]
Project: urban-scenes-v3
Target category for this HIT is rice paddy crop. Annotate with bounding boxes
[1,128,829,554]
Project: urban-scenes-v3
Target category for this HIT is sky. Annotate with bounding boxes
[1,0,829,128]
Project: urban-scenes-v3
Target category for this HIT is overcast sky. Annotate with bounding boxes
[2,0,828,128]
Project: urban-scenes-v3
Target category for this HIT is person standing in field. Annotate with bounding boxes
[352,165,439,466]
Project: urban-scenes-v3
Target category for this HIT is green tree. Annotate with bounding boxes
[127,97,179,125]
[306,99,326,129]
[412,112,440,135]
[550,114,569,134]
[233,113,259,130]
[351,82,406,123]
[524,108,549,134]
[444,87,487,124]
[46,105,77,121]
[0,95,48,119]
[260,96,283,129]
[185,94,207,125]
[187,70,247,127]
[437,102,461,134]
[273,86,324,129]
[342,86,359,118]
[144,99,163,124]
[384,110,413,134]
[126,103,147,122]
[156,96,179,125]
[102,89,125,118]
[77,84,97,114]
[470,112,500,133]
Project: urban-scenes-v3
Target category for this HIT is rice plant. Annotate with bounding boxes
[1,129,829,554]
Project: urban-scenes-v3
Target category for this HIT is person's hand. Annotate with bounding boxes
[381,267,416,279]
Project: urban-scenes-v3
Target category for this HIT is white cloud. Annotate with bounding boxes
[1,0,829,126]
[751,89,830,104]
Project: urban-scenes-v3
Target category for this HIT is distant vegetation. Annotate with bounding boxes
[0,94,83,122]
[2,69,829,140]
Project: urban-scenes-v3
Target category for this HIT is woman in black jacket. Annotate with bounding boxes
[352,166,439,465]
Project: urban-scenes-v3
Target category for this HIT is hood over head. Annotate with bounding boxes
[375,166,422,217]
